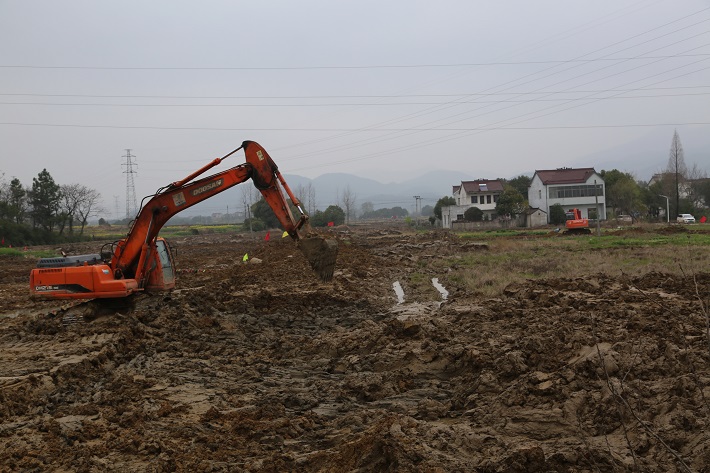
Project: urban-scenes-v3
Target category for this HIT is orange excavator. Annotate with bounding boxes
[564,208,591,235]
[29,141,338,300]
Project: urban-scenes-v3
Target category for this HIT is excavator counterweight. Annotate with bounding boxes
[30,141,337,300]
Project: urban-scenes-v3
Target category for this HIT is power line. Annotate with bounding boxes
[2,53,709,70]
[113,195,120,221]
[276,12,710,162]
[270,9,710,159]
[1,121,706,132]
[1,92,709,107]
[2,84,709,100]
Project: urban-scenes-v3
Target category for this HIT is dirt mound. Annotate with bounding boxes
[1,230,708,471]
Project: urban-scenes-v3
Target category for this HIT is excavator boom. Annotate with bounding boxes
[30,141,337,300]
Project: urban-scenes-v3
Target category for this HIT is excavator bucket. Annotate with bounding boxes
[299,237,338,282]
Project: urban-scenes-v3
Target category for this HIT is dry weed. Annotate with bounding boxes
[444,231,710,298]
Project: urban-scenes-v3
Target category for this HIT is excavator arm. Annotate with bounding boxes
[30,141,337,300]
[111,141,335,284]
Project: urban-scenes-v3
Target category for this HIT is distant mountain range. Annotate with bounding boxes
[184,169,477,217]
[182,128,709,217]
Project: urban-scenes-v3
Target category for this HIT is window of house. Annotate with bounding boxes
[493,194,499,202]
[471,195,478,204]
[487,195,492,204]
[548,184,604,199]
[538,190,542,199]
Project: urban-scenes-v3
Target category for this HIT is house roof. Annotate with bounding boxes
[525,207,547,215]
[534,168,598,185]
[456,179,504,194]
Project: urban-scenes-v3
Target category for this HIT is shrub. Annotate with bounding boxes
[549,204,567,225]
[464,207,483,222]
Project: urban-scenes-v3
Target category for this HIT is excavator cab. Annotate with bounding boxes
[143,238,176,292]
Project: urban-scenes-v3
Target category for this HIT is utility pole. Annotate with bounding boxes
[659,195,669,223]
[122,149,138,219]
[594,180,601,236]
[413,195,421,226]
[113,195,120,221]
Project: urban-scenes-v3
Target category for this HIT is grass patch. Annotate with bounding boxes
[87,224,245,240]
[438,227,710,298]
[0,248,59,258]
[183,224,241,234]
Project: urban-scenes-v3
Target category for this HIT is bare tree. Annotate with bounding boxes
[296,182,317,215]
[360,201,375,218]
[306,182,316,215]
[665,130,687,217]
[341,185,357,224]
[239,185,260,231]
[686,164,708,210]
[75,187,102,235]
[57,184,103,235]
[58,184,82,235]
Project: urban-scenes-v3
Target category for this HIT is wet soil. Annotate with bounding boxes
[1,229,708,472]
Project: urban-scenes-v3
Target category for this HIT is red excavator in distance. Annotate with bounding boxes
[564,208,591,235]
[29,141,338,300]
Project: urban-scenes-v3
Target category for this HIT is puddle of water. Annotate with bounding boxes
[392,281,405,304]
[431,278,449,301]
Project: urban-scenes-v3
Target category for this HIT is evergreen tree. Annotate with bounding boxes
[507,175,532,198]
[464,206,483,222]
[311,205,345,227]
[29,169,61,231]
[251,197,283,229]
[433,196,456,221]
[495,185,527,218]
[8,178,26,224]
[549,204,567,225]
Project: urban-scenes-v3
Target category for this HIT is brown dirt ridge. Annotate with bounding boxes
[0,228,708,472]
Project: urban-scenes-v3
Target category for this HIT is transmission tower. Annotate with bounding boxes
[122,149,138,219]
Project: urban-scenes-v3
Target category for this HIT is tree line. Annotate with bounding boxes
[0,169,102,246]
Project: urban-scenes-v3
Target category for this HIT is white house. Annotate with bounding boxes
[528,168,606,223]
[441,180,504,228]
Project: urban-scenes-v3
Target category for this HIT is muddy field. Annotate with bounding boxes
[1,228,709,472]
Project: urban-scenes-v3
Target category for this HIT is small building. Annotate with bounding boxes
[525,207,548,228]
[442,180,504,229]
[528,168,606,223]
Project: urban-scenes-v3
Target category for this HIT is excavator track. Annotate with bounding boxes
[43,297,135,325]
[563,228,592,236]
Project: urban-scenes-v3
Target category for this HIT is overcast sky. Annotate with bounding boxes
[1,0,709,218]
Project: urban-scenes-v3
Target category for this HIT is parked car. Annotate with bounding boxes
[616,215,632,223]
[677,213,696,224]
